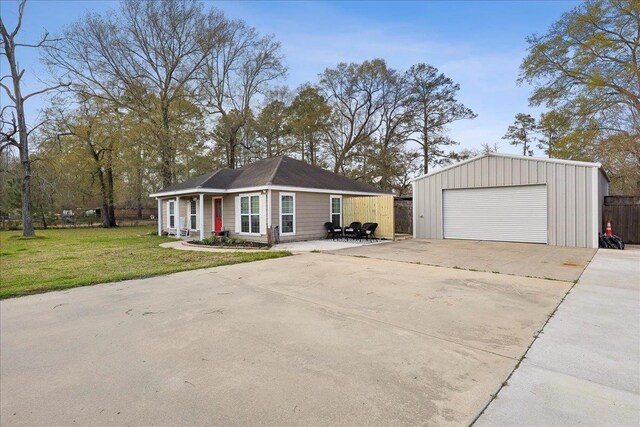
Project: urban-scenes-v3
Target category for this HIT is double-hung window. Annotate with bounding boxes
[168,201,175,228]
[189,199,197,231]
[240,194,260,234]
[330,195,342,227]
[280,193,295,235]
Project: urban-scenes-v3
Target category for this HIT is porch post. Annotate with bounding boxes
[176,196,180,238]
[157,198,162,236]
[199,193,204,240]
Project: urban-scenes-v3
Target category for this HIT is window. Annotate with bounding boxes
[280,193,295,235]
[168,201,175,228]
[189,199,197,230]
[330,195,342,226]
[240,194,260,234]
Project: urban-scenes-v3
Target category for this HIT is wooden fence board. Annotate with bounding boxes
[343,195,394,240]
[604,196,639,244]
[394,198,412,234]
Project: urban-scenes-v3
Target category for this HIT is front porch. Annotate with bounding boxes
[156,193,227,241]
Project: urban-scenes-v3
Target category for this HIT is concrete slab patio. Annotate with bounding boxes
[329,239,597,282]
[1,253,571,426]
[475,247,640,427]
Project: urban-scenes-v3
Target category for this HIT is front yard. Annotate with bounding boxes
[0,225,289,299]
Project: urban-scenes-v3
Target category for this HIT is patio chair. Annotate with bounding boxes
[358,223,378,241]
[179,217,190,237]
[324,222,343,240]
[343,222,362,239]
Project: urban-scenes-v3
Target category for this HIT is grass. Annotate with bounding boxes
[0,225,290,299]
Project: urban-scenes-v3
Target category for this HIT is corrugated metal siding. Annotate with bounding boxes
[598,172,609,233]
[413,156,601,248]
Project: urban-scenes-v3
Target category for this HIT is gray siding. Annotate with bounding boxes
[271,190,329,242]
[597,172,609,234]
[413,155,607,248]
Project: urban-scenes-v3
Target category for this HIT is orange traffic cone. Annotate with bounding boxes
[605,219,613,236]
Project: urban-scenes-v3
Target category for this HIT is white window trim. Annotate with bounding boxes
[279,192,296,236]
[238,192,262,236]
[168,200,176,229]
[212,196,224,233]
[189,198,198,231]
[330,194,342,227]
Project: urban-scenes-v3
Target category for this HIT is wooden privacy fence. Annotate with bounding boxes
[343,195,394,240]
[604,196,639,244]
[394,198,412,234]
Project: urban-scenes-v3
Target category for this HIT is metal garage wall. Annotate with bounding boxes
[412,154,604,248]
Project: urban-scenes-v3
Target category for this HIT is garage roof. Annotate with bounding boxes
[412,153,610,182]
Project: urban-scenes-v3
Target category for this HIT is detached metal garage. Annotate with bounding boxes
[412,153,609,248]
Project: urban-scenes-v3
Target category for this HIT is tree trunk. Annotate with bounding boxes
[228,136,236,168]
[160,103,172,187]
[20,156,35,235]
[4,30,35,236]
[96,168,111,228]
[422,123,429,175]
[40,208,47,229]
[136,147,144,220]
[333,151,345,173]
[106,165,117,227]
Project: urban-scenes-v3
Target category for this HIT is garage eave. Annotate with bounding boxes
[411,153,606,183]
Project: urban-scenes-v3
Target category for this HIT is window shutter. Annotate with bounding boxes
[234,196,241,233]
[259,194,267,235]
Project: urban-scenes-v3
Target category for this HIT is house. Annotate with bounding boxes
[412,153,609,248]
[149,156,394,242]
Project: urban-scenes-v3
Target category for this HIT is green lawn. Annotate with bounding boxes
[0,226,290,299]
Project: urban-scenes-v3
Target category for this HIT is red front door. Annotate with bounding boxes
[214,198,223,233]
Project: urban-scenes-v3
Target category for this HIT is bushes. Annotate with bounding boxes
[191,236,270,249]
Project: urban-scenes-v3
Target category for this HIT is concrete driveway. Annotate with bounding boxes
[476,247,640,426]
[329,239,596,282]
[1,254,571,426]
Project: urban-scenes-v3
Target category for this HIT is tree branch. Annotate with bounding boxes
[22,82,70,102]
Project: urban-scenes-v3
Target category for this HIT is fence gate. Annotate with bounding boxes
[342,195,395,240]
[604,196,639,244]
[394,198,412,234]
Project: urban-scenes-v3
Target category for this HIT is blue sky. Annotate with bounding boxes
[1,0,580,155]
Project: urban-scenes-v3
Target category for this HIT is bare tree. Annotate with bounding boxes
[200,17,286,168]
[1,0,68,236]
[45,0,223,187]
[319,59,395,174]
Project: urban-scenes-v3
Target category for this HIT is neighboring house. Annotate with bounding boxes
[149,156,393,242]
[412,153,609,248]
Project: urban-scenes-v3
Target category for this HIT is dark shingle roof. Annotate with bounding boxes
[158,156,389,194]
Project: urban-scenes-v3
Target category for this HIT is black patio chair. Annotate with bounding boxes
[324,222,343,240]
[343,222,362,239]
[358,223,378,241]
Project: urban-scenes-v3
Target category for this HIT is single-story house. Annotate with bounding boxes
[150,156,394,242]
[412,153,609,248]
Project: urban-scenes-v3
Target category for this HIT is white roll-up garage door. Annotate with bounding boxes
[443,185,547,244]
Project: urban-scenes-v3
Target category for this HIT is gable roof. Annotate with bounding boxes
[150,156,390,197]
[411,152,610,183]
